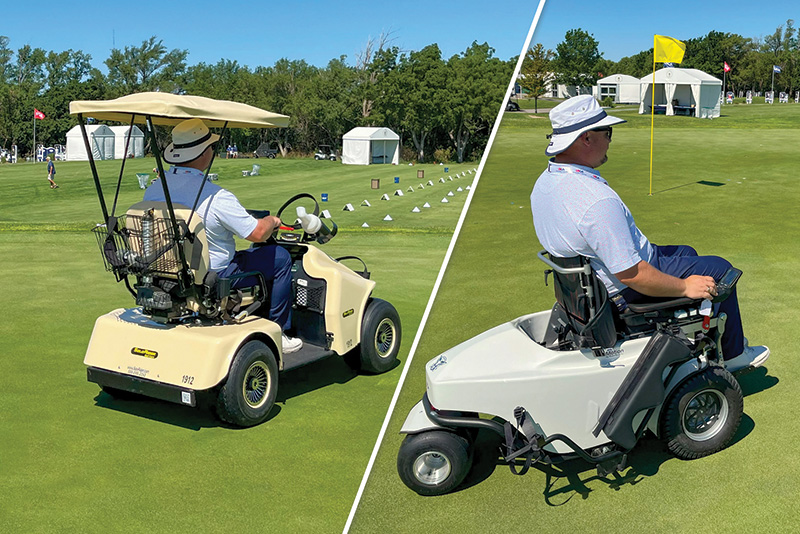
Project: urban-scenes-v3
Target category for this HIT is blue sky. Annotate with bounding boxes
[534,0,798,61]
[2,0,538,71]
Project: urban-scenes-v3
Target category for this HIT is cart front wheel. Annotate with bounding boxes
[216,340,278,427]
[662,366,743,459]
[397,431,471,496]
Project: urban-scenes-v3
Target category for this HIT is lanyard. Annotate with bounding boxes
[547,162,606,185]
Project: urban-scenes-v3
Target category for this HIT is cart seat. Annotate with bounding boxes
[95,201,262,322]
[540,252,704,351]
[544,254,618,350]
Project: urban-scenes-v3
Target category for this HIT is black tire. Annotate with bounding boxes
[216,340,278,427]
[661,367,743,460]
[267,153,276,159]
[358,298,401,374]
[397,431,472,496]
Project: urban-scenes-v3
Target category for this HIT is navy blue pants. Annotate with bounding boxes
[618,245,745,360]
[219,245,293,330]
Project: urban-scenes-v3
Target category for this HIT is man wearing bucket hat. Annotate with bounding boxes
[530,95,768,372]
[145,118,302,354]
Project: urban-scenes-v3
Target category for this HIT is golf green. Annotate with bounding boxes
[0,157,471,533]
[350,103,799,533]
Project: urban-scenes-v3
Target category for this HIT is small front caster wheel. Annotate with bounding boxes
[397,431,471,496]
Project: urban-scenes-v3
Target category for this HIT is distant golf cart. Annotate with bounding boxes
[254,141,279,158]
[506,100,521,112]
[71,92,401,427]
[314,145,337,161]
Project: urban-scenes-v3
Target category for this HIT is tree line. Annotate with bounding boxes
[0,35,513,162]
[520,20,800,104]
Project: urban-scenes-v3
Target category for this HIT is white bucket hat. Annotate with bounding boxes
[545,95,626,156]
[163,118,220,164]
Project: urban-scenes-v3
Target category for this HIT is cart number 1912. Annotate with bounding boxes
[182,375,194,385]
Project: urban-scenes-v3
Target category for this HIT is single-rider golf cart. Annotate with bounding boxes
[397,251,758,496]
[72,92,401,427]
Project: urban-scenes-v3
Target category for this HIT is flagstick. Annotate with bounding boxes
[33,112,36,163]
[771,70,775,101]
[649,38,656,196]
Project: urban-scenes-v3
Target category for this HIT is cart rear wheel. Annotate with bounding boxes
[662,367,743,459]
[216,340,278,427]
[357,298,401,374]
[397,431,471,496]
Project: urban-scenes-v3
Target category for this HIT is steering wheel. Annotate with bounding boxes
[274,193,321,242]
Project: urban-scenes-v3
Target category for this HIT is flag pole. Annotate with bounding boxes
[649,37,656,196]
[723,69,726,105]
[771,69,775,99]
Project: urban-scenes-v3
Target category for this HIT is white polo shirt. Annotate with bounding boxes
[530,161,655,295]
[143,166,258,271]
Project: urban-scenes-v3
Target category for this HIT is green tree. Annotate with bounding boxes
[105,36,187,95]
[442,42,511,162]
[519,43,553,113]
[551,29,602,92]
[379,44,446,162]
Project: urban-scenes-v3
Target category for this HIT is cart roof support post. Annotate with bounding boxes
[77,115,110,223]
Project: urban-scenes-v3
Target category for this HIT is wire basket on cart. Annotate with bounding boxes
[92,212,185,278]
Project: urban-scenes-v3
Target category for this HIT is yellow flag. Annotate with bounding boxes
[654,35,685,63]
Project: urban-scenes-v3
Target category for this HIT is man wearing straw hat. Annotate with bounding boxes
[145,118,302,354]
[530,95,767,372]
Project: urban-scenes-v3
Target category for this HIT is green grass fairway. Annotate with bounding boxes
[0,157,472,533]
[351,104,800,533]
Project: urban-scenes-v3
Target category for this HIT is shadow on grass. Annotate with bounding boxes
[736,366,778,398]
[655,180,726,194]
[92,354,370,430]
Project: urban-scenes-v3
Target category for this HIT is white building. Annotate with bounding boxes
[594,74,641,104]
[65,124,116,161]
[639,68,722,119]
[341,127,400,165]
[109,125,145,159]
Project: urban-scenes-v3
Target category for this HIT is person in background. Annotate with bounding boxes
[46,156,58,189]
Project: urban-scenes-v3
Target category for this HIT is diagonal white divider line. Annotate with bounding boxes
[343,2,548,531]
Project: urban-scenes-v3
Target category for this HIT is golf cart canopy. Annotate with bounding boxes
[69,92,290,129]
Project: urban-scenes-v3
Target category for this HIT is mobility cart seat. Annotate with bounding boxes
[539,251,704,350]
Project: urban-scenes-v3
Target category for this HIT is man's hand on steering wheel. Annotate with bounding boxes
[263,215,284,238]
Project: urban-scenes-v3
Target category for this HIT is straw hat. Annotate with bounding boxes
[163,118,220,164]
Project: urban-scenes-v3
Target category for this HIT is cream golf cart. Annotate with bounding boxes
[72,93,401,427]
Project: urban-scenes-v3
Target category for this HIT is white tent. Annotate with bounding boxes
[595,74,640,104]
[109,125,145,159]
[639,68,722,119]
[341,127,400,165]
[66,124,115,161]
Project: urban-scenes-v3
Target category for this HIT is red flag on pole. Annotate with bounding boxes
[724,62,731,73]
[34,109,45,120]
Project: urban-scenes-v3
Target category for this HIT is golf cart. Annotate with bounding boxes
[314,145,337,161]
[397,251,757,496]
[254,141,279,158]
[71,92,401,427]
